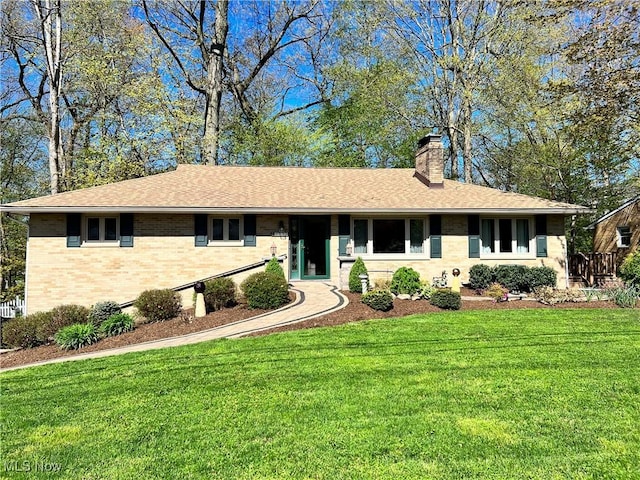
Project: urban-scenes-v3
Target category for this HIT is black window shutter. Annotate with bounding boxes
[468,214,480,258]
[120,213,134,247]
[535,214,548,257]
[430,215,442,258]
[66,213,82,247]
[194,214,208,247]
[338,215,350,255]
[244,214,256,247]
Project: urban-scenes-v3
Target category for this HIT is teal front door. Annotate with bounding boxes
[289,216,330,280]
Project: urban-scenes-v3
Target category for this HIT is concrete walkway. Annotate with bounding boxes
[0,281,348,372]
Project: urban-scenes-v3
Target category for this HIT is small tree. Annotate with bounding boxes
[265,256,285,279]
[349,257,369,293]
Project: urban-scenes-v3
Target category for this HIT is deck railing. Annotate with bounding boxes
[569,252,617,286]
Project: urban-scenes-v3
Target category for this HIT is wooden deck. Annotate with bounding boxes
[568,252,617,287]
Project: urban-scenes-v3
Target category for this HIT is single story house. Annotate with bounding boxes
[0,135,589,314]
[589,196,639,264]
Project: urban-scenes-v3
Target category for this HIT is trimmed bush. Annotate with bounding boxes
[134,289,182,322]
[469,264,493,291]
[265,257,286,279]
[349,257,369,293]
[430,289,461,310]
[100,313,135,337]
[619,251,640,286]
[390,267,421,296]
[54,323,99,350]
[493,265,527,292]
[38,304,90,342]
[89,301,122,327]
[241,272,289,310]
[203,278,237,312]
[1,312,52,348]
[523,266,557,290]
[362,289,394,312]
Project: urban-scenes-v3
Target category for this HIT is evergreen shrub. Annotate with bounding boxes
[134,289,182,322]
[349,257,369,293]
[430,289,461,310]
[265,257,286,279]
[89,301,122,327]
[361,289,394,312]
[203,278,237,312]
[241,272,289,310]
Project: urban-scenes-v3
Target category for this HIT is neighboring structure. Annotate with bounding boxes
[0,135,589,314]
[590,196,639,257]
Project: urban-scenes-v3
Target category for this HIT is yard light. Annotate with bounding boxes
[271,243,277,256]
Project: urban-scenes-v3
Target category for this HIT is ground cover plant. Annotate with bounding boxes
[2,309,638,479]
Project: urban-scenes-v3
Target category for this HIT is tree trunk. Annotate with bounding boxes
[33,0,63,194]
[462,89,473,183]
[202,0,229,166]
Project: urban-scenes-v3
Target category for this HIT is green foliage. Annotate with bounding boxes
[484,283,509,302]
[89,301,122,327]
[605,285,639,309]
[419,281,436,300]
[492,265,527,292]
[348,257,369,293]
[361,289,394,312]
[430,289,462,310]
[134,289,182,322]
[1,312,51,349]
[203,278,237,312]
[265,257,285,279]
[241,272,290,310]
[38,305,91,342]
[54,323,99,350]
[390,267,421,295]
[523,266,557,290]
[469,264,494,291]
[99,313,135,337]
[619,251,640,286]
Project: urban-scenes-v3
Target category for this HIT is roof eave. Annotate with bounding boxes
[0,205,592,215]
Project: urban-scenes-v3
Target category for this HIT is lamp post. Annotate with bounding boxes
[270,243,277,257]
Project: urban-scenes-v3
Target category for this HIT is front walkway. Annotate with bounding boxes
[0,281,348,372]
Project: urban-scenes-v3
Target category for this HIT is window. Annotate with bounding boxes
[210,217,243,243]
[617,226,631,248]
[481,217,531,255]
[85,216,118,243]
[352,218,426,255]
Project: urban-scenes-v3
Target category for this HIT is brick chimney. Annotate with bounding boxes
[414,134,444,188]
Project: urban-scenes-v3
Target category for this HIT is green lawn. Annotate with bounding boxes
[1,309,639,479]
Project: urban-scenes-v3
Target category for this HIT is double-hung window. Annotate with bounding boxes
[353,218,426,255]
[85,216,119,244]
[210,217,243,244]
[481,218,531,256]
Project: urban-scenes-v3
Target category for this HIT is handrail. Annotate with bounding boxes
[119,255,287,309]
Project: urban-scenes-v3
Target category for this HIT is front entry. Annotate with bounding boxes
[289,216,330,280]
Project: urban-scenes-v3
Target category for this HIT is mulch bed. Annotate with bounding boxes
[0,290,618,370]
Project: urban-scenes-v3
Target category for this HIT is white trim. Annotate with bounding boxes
[208,216,244,246]
[83,215,120,246]
[351,216,430,258]
[617,226,632,248]
[480,216,536,260]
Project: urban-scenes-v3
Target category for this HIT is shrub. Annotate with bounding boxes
[134,289,182,322]
[619,251,640,286]
[469,264,494,291]
[89,301,122,327]
[493,265,527,292]
[241,272,289,310]
[38,304,91,342]
[349,257,369,293]
[203,278,237,312]
[265,257,286,279]
[430,289,461,310]
[419,281,436,300]
[1,311,52,348]
[362,289,394,312]
[374,278,391,290]
[523,266,557,291]
[605,285,640,308]
[100,313,135,337]
[390,267,421,295]
[484,283,509,302]
[533,286,565,305]
[54,323,99,350]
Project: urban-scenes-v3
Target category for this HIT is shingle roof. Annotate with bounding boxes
[0,164,589,214]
